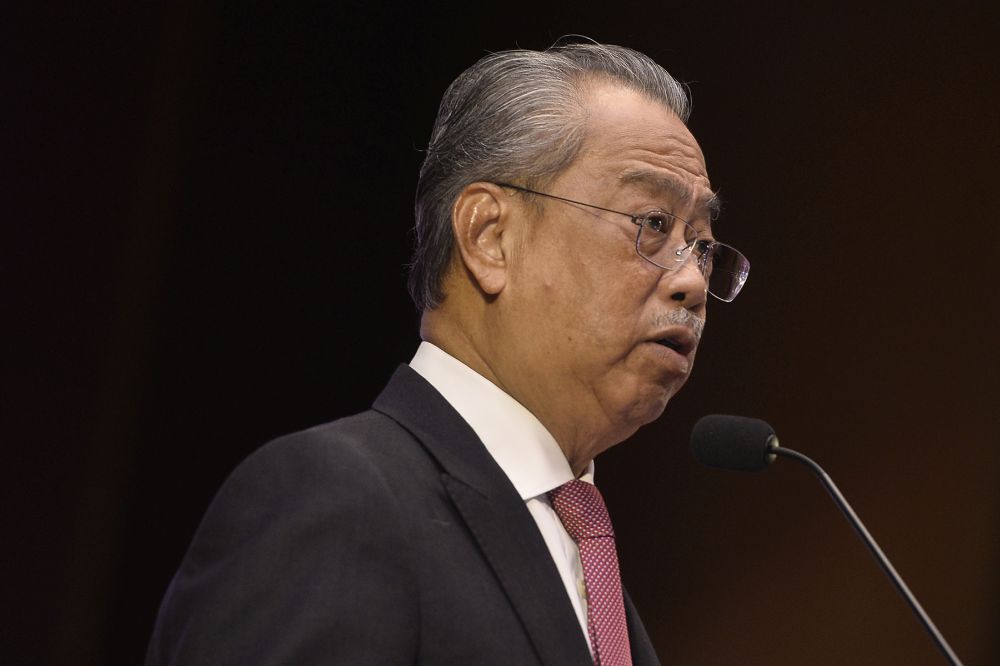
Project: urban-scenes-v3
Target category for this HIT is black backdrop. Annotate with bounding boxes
[8,2,1000,664]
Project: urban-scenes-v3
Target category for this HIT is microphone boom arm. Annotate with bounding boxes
[769,443,963,666]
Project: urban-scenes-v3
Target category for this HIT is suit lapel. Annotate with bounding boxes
[624,589,661,666]
[443,474,594,665]
[374,365,593,665]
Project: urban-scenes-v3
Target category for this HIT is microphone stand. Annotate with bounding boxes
[770,444,963,666]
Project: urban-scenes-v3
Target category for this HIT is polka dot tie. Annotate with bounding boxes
[548,480,633,666]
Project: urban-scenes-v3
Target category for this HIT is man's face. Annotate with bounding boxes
[492,82,717,454]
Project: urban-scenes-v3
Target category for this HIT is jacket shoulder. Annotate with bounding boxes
[147,410,428,665]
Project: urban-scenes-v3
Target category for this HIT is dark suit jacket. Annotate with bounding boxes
[146,365,660,665]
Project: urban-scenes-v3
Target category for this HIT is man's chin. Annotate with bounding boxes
[620,386,676,434]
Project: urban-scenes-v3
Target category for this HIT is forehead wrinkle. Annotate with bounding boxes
[618,168,721,222]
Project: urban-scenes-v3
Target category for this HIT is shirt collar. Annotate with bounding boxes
[409,341,594,499]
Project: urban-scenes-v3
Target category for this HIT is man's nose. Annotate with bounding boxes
[666,255,709,309]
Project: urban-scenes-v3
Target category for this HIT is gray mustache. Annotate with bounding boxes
[657,309,705,342]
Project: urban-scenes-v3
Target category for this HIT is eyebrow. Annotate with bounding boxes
[619,169,722,222]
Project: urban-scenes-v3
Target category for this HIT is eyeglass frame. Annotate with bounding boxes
[492,181,749,302]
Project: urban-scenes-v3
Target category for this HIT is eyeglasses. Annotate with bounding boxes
[494,182,750,302]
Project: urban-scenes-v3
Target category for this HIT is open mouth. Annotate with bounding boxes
[655,338,683,352]
[651,329,697,356]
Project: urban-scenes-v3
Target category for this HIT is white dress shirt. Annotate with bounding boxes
[409,341,593,645]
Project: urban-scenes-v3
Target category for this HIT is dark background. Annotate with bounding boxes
[8,2,999,664]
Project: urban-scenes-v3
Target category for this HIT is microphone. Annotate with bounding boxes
[690,414,777,471]
[690,415,963,666]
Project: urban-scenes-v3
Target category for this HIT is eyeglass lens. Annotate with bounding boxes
[700,244,749,302]
[636,216,749,302]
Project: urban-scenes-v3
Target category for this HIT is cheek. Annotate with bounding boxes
[513,222,659,366]
[573,262,659,347]
[545,270,642,354]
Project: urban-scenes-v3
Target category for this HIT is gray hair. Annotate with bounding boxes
[408,42,691,311]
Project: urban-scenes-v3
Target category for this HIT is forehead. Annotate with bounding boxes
[572,83,716,217]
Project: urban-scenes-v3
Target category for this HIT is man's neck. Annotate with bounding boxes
[420,312,606,476]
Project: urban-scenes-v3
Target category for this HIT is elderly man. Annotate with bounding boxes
[147,42,749,665]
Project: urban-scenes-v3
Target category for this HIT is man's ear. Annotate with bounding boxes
[450,182,512,296]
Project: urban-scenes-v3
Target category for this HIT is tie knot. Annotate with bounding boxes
[548,479,615,542]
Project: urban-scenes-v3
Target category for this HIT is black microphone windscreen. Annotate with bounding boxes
[691,414,777,472]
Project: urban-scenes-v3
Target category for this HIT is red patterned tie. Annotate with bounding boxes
[548,480,633,666]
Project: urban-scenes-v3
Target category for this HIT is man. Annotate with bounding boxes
[146,41,749,665]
